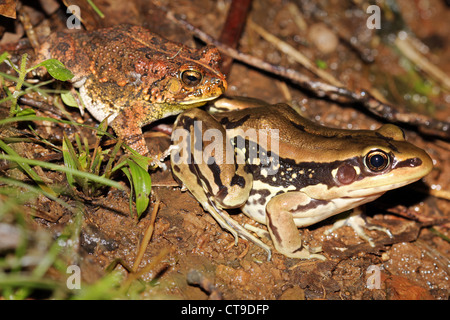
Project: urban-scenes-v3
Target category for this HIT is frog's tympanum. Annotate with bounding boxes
[36,24,227,156]
[171,97,433,260]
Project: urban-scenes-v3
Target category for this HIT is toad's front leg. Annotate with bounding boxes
[110,101,179,157]
[110,106,150,156]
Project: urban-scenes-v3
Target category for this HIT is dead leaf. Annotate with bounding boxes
[383,273,435,300]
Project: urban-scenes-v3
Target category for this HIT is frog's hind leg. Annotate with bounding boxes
[205,199,272,260]
[173,161,272,259]
[187,193,273,260]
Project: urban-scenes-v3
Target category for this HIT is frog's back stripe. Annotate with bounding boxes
[219,115,251,129]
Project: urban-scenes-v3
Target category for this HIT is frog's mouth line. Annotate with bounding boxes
[346,178,421,198]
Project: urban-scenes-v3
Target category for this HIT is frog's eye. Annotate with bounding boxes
[364,149,390,172]
[181,70,203,87]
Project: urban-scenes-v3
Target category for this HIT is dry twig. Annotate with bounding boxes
[132,199,161,272]
[164,9,450,139]
[395,34,450,92]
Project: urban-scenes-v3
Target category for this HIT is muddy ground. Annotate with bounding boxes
[0,0,449,299]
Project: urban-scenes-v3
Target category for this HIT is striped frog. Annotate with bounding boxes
[170,97,433,260]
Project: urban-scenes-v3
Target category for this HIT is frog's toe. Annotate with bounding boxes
[206,202,272,259]
[227,221,272,260]
[243,223,270,239]
[325,209,392,247]
[281,247,326,260]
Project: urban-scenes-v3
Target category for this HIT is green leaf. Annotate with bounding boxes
[60,91,79,107]
[0,51,10,64]
[14,108,36,117]
[315,59,328,69]
[36,59,74,81]
[125,158,151,218]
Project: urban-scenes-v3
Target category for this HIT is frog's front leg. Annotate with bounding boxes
[324,207,393,247]
[266,192,326,260]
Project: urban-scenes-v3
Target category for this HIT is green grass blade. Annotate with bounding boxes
[0,154,124,190]
[62,134,79,187]
[0,115,112,139]
[86,0,105,19]
[0,51,9,64]
[0,177,77,215]
[71,271,123,300]
[0,275,61,291]
[0,139,57,197]
[103,140,123,179]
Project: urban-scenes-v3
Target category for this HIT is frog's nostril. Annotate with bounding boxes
[395,157,423,168]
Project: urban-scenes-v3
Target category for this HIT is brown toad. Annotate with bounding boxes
[36,24,227,156]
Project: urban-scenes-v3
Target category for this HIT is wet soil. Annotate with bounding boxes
[1,0,449,299]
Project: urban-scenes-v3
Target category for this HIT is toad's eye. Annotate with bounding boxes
[181,70,202,87]
[364,149,390,172]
